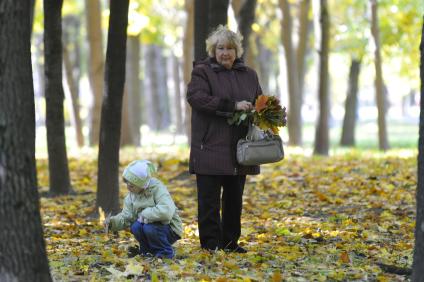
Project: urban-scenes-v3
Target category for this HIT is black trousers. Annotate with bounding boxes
[196,174,246,250]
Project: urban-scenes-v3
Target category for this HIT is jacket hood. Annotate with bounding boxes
[193,57,247,72]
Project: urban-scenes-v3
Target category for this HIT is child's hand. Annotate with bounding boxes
[138,214,149,224]
[103,213,112,233]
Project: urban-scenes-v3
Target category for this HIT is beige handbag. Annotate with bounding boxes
[236,124,284,166]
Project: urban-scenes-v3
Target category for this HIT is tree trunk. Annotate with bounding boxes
[184,0,194,143]
[63,43,84,148]
[413,18,424,280]
[124,35,141,146]
[0,1,51,280]
[233,0,257,57]
[297,0,312,97]
[194,0,210,61]
[313,0,330,156]
[279,0,302,146]
[85,0,104,146]
[157,49,171,130]
[256,36,272,94]
[44,0,71,195]
[96,0,130,215]
[370,0,389,151]
[173,55,184,134]
[208,0,229,34]
[340,58,361,146]
[120,87,132,146]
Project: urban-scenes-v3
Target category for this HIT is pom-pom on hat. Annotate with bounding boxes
[122,160,157,189]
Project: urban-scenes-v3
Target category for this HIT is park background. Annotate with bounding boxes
[4,0,424,281]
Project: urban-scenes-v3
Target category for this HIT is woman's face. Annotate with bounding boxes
[215,40,236,69]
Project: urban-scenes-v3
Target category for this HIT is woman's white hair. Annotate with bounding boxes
[206,25,244,58]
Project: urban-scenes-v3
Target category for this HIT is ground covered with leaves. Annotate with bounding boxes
[37,148,417,281]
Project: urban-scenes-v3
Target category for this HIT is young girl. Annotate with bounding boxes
[104,160,183,259]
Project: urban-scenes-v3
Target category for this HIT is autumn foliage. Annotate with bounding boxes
[38,149,416,281]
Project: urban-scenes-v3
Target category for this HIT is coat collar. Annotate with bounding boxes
[195,57,247,72]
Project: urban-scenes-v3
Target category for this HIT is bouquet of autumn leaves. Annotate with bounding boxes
[228,94,287,134]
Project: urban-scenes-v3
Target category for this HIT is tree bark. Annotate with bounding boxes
[184,0,194,143]
[412,18,424,281]
[123,35,141,146]
[85,0,105,146]
[173,55,184,134]
[194,0,210,61]
[233,0,257,57]
[0,1,52,280]
[208,0,229,34]
[340,58,361,146]
[279,0,302,146]
[44,0,72,195]
[96,0,130,215]
[370,0,389,151]
[297,0,312,97]
[313,0,330,156]
[63,42,84,148]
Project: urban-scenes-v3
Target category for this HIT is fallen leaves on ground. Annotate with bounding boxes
[37,148,416,281]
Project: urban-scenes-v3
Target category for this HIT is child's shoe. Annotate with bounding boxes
[127,245,140,258]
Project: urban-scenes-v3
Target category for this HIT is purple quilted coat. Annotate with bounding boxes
[187,57,262,175]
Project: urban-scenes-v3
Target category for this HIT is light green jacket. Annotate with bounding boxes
[109,178,183,238]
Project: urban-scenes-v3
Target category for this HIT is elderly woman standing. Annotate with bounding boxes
[187,25,262,253]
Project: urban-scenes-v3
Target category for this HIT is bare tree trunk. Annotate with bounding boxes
[233,0,257,57]
[121,87,132,146]
[194,0,210,61]
[279,0,302,145]
[184,0,194,143]
[313,0,330,156]
[85,0,104,146]
[0,1,52,280]
[63,44,84,147]
[209,0,229,33]
[124,35,141,146]
[173,55,184,134]
[297,0,312,96]
[157,49,171,130]
[96,0,130,215]
[340,58,361,146]
[44,0,72,195]
[256,36,272,94]
[413,18,424,280]
[370,0,389,151]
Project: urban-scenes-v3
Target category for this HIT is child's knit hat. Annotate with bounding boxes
[122,160,157,189]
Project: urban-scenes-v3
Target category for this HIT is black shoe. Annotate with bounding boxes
[127,246,140,258]
[224,245,247,253]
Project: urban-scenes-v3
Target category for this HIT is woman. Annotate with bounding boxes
[186,25,262,253]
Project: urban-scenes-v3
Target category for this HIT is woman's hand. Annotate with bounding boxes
[235,100,253,111]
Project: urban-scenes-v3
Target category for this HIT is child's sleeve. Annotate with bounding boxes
[109,195,136,231]
[140,190,176,224]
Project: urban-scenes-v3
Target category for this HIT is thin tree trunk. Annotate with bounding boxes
[96,0,130,215]
[184,0,194,143]
[279,0,302,145]
[85,0,104,146]
[297,0,312,96]
[0,1,52,280]
[412,18,424,280]
[234,0,257,57]
[173,55,184,134]
[63,45,84,147]
[194,0,210,61]
[44,0,71,195]
[124,35,141,146]
[256,36,272,94]
[313,0,330,156]
[370,0,389,151]
[157,49,171,129]
[340,58,361,146]
[121,87,132,146]
[209,0,229,33]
